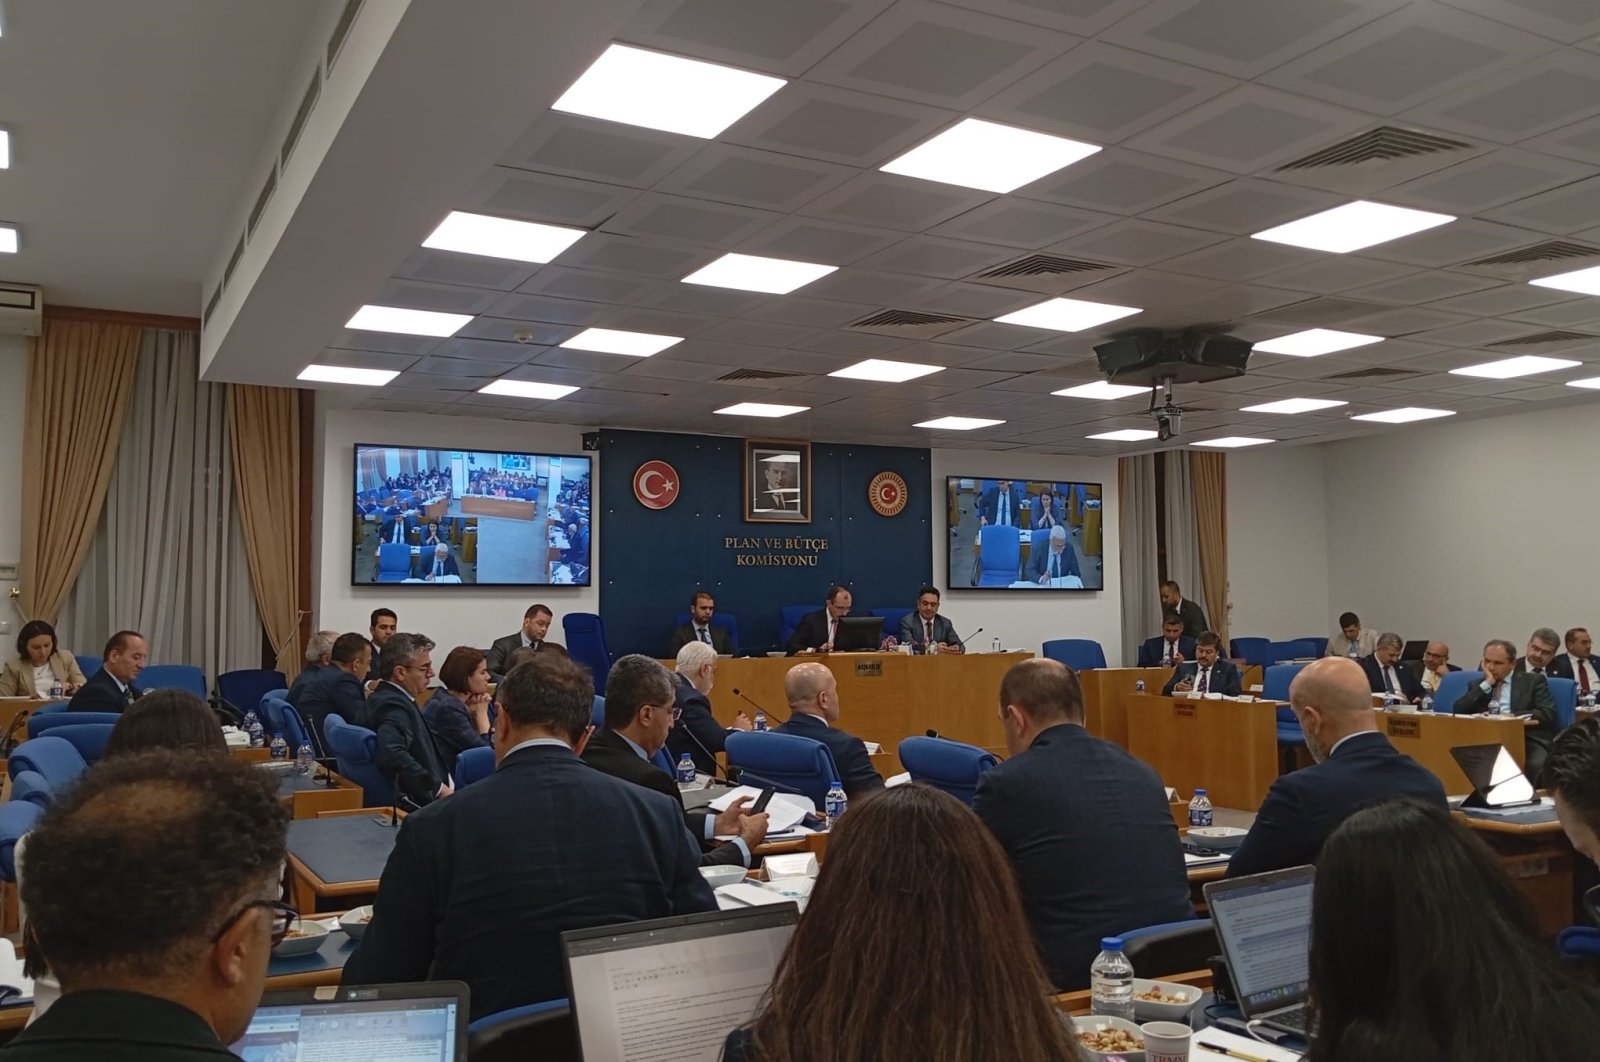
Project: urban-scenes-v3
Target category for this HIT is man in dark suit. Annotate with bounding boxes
[978,479,1024,528]
[1159,580,1207,639]
[785,586,852,655]
[666,590,735,656]
[1360,631,1424,704]
[896,586,964,654]
[581,655,767,869]
[377,513,414,546]
[1515,627,1568,678]
[973,658,1192,990]
[68,630,147,713]
[1027,525,1081,584]
[1138,614,1195,669]
[366,632,451,808]
[485,603,554,679]
[1414,640,1461,696]
[366,608,397,683]
[666,641,750,774]
[1161,631,1240,696]
[1456,638,1560,778]
[1228,657,1446,878]
[299,633,372,738]
[1554,627,1599,701]
[420,544,460,581]
[285,629,336,707]
[564,516,589,564]
[775,661,883,797]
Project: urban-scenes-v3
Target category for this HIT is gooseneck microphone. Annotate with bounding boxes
[954,626,984,651]
[732,688,788,723]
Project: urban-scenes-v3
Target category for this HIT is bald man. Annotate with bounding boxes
[1227,657,1446,878]
[1415,640,1458,694]
[775,662,883,798]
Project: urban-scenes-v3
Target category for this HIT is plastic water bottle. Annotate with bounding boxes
[676,752,696,784]
[295,741,315,775]
[753,710,768,732]
[825,779,847,824]
[48,682,63,701]
[1420,694,1434,714]
[1090,938,1135,1020]
[269,733,288,761]
[1188,788,1213,827]
[244,710,265,749]
[991,636,1002,654]
[1134,679,1146,694]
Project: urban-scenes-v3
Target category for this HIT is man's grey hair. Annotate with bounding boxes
[1049,525,1067,543]
[1484,639,1517,661]
[305,629,337,664]
[1375,631,1403,652]
[377,632,435,682]
[1530,627,1560,650]
[675,640,717,674]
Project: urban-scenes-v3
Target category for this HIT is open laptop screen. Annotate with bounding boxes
[563,905,799,1062]
[1205,867,1313,1016]
[233,985,464,1061]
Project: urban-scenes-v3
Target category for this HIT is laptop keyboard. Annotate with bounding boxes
[1268,1005,1309,1033]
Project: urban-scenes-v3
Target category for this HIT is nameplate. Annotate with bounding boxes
[854,661,883,678]
[1173,702,1196,718]
[1386,717,1421,740]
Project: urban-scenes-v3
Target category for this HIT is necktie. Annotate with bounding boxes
[1050,553,1059,580]
[698,627,711,645]
[1000,493,1008,526]
[925,620,933,645]
[1581,661,1592,695]
[829,617,836,645]
[1163,643,1172,666]
[1198,668,1209,694]
[1534,666,1545,676]
[1383,667,1396,695]
[434,560,442,576]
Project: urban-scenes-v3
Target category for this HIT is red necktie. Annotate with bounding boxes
[1582,661,1592,695]
[925,620,933,645]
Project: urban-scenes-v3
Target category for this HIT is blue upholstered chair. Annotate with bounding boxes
[75,654,102,680]
[869,607,912,636]
[778,605,813,647]
[466,998,575,1062]
[218,669,287,714]
[976,524,1022,586]
[1228,638,1272,667]
[1548,677,1578,731]
[138,665,207,698]
[1266,639,1317,663]
[897,736,998,806]
[671,611,740,652]
[43,723,113,765]
[1262,664,1306,703]
[11,770,54,809]
[1432,670,1485,715]
[8,736,88,789]
[0,800,43,882]
[376,542,412,582]
[1042,639,1107,671]
[1297,637,1329,657]
[278,704,315,753]
[589,696,607,729]
[456,746,496,787]
[562,613,613,695]
[259,693,290,738]
[28,711,120,739]
[323,713,387,805]
[1115,918,1214,978]
[725,731,839,809]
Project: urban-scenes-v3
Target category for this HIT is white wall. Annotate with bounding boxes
[929,449,1123,663]
[314,408,598,648]
[1225,445,1331,642]
[0,335,27,610]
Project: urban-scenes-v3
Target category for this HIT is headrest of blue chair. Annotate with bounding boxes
[323,714,377,760]
[466,998,574,1062]
[1432,670,1484,714]
[11,770,53,809]
[590,696,606,728]
[897,736,999,806]
[0,800,44,881]
[29,710,121,739]
[42,723,114,765]
[725,731,839,808]
[456,746,496,787]
[8,736,88,786]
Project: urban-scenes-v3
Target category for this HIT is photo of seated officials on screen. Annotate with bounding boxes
[945,477,1104,590]
[353,445,592,587]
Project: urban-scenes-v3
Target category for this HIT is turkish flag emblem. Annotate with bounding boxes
[633,461,681,510]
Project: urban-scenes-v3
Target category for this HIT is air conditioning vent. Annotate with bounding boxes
[281,72,321,169]
[1487,329,1599,348]
[975,253,1115,294]
[247,166,277,238]
[1462,240,1600,280]
[1322,366,1422,381]
[203,284,222,326]
[327,0,366,71]
[222,233,245,287]
[718,368,811,382]
[0,284,42,337]
[847,308,978,339]
[1279,126,1471,170]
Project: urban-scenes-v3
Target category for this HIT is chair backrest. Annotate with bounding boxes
[279,704,312,751]
[1118,918,1216,979]
[259,693,290,737]
[869,607,912,634]
[467,999,577,1062]
[42,723,114,765]
[1548,677,1578,731]
[377,542,411,580]
[217,669,287,714]
[0,800,43,882]
[1297,637,1329,658]
[28,711,121,739]
[457,746,496,787]
[897,736,998,806]
[322,713,386,804]
[725,731,839,808]
[562,613,613,695]
[11,770,53,809]
[1041,638,1107,671]
[76,654,103,679]
[1261,664,1306,703]
[8,735,88,788]
[778,605,813,647]
[670,612,740,652]
[1228,638,1272,666]
[1267,639,1317,663]
[1432,670,1484,715]
[977,524,1022,582]
[589,696,607,729]
[138,665,207,698]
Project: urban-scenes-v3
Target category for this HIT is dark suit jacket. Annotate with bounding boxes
[421,688,491,777]
[972,724,1193,990]
[367,682,449,808]
[979,483,1025,526]
[1553,653,1596,686]
[0,990,238,1061]
[1227,731,1447,878]
[1173,597,1207,639]
[784,609,837,655]
[1454,671,1559,777]
[580,726,744,868]
[1138,635,1196,669]
[897,612,962,652]
[343,743,716,1020]
[775,711,884,798]
[420,553,460,579]
[666,673,730,776]
[1160,659,1241,697]
[67,668,140,713]
[285,662,326,708]
[667,622,734,656]
[1027,542,1081,582]
[298,667,368,738]
[1360,654,1424,703]
[1518,656,1574,679]
[378,515,414,544]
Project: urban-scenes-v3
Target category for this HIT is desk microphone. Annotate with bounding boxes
[678,723,738,786]
[955,626,984,651]
[732,688,787,723]
[925,728,942,739]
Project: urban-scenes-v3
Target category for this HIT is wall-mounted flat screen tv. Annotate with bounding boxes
[352,445,592,587]
[945,477,1104,590]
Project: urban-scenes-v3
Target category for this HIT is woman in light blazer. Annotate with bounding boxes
[0,620,88,698]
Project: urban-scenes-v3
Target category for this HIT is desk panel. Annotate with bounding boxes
[1126,694,1279,812]
[1080,668,1174,749]
[1376,709,1527,793]
[461,495,535,520]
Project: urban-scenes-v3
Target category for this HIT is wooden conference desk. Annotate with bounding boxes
[461,495,535,520]
[1080,668,1175,748]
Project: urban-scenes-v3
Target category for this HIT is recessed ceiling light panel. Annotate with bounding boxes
[880,118,1100,194]
[553,44,785,138]
[1350,407,1456,423]
[1253,329,1382,358]
[682,252,837,295]
[1192,436,1274,448]
[423,211,585,263]
[914,417,1004,430]
[827,359,944,383]
[1252,200,1454,253]
[0,224,16,254]
[1448,355,1580,379]
[1240,397,1348,415]
[994,297,1141,333]
[479,380,579,400]
[714,402,809,418]
[297,365,399,386]
[1053,381,1151,400]
[560,327,682,357]
[1087,429,1159,441]
[0,131,11,169]
[1566,377,1600,390]
[1531,264,1600,296]
[346,305,471,337]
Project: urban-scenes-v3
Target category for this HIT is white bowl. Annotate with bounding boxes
[1131,979,1203,1022]
[699,865,748,889]
[273,918,330,957]
[339,905,374,940]
[1073,1015,1145,1060]
[1187,825,1248,850]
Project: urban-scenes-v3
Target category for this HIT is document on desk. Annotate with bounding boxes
[1194,1027,1303,1060]
[708,786,814,831]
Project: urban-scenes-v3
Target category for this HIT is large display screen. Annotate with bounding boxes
[945,477,1104,591]
[352,444,591,587]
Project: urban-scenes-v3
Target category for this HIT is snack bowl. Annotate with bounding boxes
[1186,825,1248,850]
[339,905,374,940]
[1073,1015,1144,1060]
[1131,978,1203,1021]
[699,865,747,889]
[273,918,329,957]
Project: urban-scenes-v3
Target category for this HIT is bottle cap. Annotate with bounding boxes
[1101,936,1123,951]
[831,780,843,788]
[1194,788,1207,795]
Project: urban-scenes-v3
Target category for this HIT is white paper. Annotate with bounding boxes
[707,786,814,831]
[886,772,912,787]
[1193,1027,1302,1060]
[863,741,883,754]
[762,853,818,879]
[0,939,35,1003]
[716,882,797,908]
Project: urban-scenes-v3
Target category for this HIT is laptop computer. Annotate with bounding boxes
[232,981,468,1061]
[1203,865,1314,1038]
[562,904,800,1062]
[1451,743,1538,809]
[1401,640,1428,662]
[833,615,885,652]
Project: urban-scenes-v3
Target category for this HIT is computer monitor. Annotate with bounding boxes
[1203,866,1314,1026]
[563,905,799,1062]
[1451,743,1538,808]
[832,615,885,652]
[232,982,468,1061]
[1401,640,1428,662]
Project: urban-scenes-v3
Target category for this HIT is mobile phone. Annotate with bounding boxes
[751,786,776,814]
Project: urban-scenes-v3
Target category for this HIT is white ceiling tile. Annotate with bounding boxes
[723,81,958,167]
[903,281,1043,319]
[464,167,638,228]
[1437,0,1600,45]
[1050,218,1229,266]
[1404,50,1600,142]
[1125,85,1373,176]
[1264,256,1419,295]
[1019,148,1232,215]
[599,192,782,248]
[1502,299,1600,328]
[483,292,613,325]
[793,267,951,306]
[798,171,996,231]
[854,234,1018,279]
[313,349,421,371]
[370,280,501,316]
[1426,282,1578,316]
[620,0,896,76]
[500,113,701,187]
[453,320,577,346]
[514,266,657,303]
[1165,284,1310,321]
[596,306,726,337]
[1484,175,1600,235]
[1411,318,1541,346]
[935,0,1152,35]
[930,198,1116,249]
[1345,271,1500,305]
[1146,179,1346,235]
[391,249,540,293]
[1161,238,1326,281]
[558,234,719,278]
[632,282,776,317]
[734,214,905,265]
[1362,218,1545,267]
[696,318,823,347]
[741,296,879,328]
[1524,114,1600,167]
[1387,149,1594,215]
[654,143,859,212]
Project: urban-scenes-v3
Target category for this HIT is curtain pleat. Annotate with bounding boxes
[1162,451,1207,628]
[1191,451,1229,645]
[1118,455,1160,667]
[228,384,302,679]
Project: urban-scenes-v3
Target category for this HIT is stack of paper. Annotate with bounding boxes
[708,786,814,832]
[1193,1027,1302,1060]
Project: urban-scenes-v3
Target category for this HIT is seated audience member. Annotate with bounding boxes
[1454,639,1558,778]
[298,633,371,737]
[67,631,147,713]
[1032,486,1063,530]
[0,620,87,699]
[421,543,459,582]
[285,629,337,706]
[667,590,734,655]
[1555,627,1599,697]
[1305,799,1600,1062]
[581,655,767,868]
[1415,640,1458,693]
[1516,626,1564,676]
[1158,580,1206,639]
[724,785,1086,1062]
[666,641,749,775]
[1361,631,1423,704]
[420,521,442,547]
[421,647,492,778]
[777,662,884,797]
[1137,613,1194,669]
[1161,631,1241,696]
[785,586,853,655]
[897,586,963,654]
[4,752,289,1059]
[1227,658,1445,878]
[367,633,450,808]
[366,608,397,680]
[1542,718,1600,866]
[343,655,716,1020]
[103,690,229,759]
[1326,611,1377,659]
[378,511,412,546]
[974,659,1191,990]
[565,516,589,563]
[1028,525,1080,583]
[485,603,554,678]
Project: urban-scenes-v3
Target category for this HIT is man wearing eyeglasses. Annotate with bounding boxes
[3,750,290,1058]
[581,655,769,867]
[367,632,452,808]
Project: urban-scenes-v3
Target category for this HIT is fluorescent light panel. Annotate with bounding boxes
[0,131,10,169]
[828,359,944,383]
[479,380,579,400]
[1253,329,1382,358]
[1448,355,1580,379]
[553,44,785,139]
[0,225,15,254]
[346,305,471,337]
[560,327,682,357]
[1351,407,1456,423]
[1530,264,1600,296]
[714,402,809,418]
[880,118,1100,194]
[297,365,399,386]
[1566,377,1600,390]
[1192,436,1274,448]
[1252,200,1455,253]
[682,253,836,295]
[914,417,1004,430]
[1240,397,1347,415]
[1053,381,1150,400]
[422,211,584,263]
[995,297,1141,333]
[1087,429,1158,442]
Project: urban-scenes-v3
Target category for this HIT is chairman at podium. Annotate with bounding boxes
[786,586,853,655]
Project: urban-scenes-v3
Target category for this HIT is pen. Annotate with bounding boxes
[1201,1045,1274,1062]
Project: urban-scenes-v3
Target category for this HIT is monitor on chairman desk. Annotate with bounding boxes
[833,615,885,652]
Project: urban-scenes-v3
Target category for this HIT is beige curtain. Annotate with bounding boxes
[228,384,302,679]
[1191,451,1228,645]
[19,319,142,623]
[1119,455,1161,667]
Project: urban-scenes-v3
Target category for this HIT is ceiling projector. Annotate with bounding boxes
[1092,329,1254,441]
